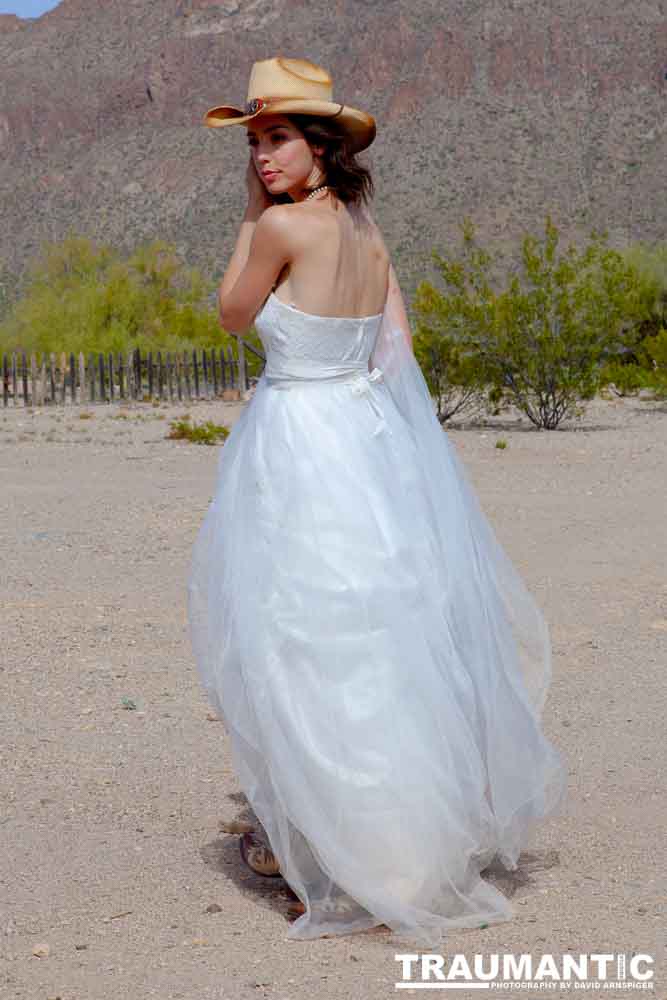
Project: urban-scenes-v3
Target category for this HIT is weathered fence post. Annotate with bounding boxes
[98,353,106,403]
[117,352,125,401]
[38,354,46,407]
[22,351,29,406]
[211,348,219,397]
[49,352,56,404]
[237,338,246,391]
[134,347,142,401]
[227,345,235,388]
[59,352,67,405]
[78,353,85,405]
[192,349,199,400]
[147,350,154,400]
[126,352,133,401]
[176,352,183,402]
[202,349,210,400]
[167,352,174,401]
[88,354,95,403]
[184,350,192,401]
[31,353,38,407]
[220,347,227,390]
[157,350,165,401]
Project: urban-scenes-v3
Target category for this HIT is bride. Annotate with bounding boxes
[188,56,567,944]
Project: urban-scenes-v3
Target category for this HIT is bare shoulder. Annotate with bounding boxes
[254,203,293,237]
[258,201,318,253]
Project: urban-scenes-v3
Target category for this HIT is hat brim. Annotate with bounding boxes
[202,98,375,153]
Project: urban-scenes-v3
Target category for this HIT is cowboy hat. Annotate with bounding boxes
[203,56,376,154]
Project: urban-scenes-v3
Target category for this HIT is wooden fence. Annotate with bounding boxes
[1,339,266,407]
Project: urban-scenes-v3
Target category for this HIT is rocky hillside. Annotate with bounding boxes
[1,0,665,306]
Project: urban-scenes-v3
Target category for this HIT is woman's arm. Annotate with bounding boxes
[217,203,263,303]
[217,157,293,335]
[218,205,293,334]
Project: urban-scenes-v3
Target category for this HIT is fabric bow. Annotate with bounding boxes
[349,366,384,397]
[349,367,387,437]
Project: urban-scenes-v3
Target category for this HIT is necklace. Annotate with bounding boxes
[304,185,329,201]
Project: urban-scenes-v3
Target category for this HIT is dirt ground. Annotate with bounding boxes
[1,391,665,1000]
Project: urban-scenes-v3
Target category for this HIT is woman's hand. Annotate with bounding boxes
[245,155,275,215]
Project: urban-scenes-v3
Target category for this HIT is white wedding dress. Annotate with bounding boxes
[187,285,567,944]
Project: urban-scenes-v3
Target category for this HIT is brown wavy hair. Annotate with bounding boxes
[273,114,374,207]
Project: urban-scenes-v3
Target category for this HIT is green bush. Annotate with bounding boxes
[599,360,648,397]
[414,223,497,426]
[412,322,486,424]
[598,242,667,398]
[641,328,667,398]
[415,216,650,429]
[0,231,266,382]
[618,242,667,348]
[167,416,230,445]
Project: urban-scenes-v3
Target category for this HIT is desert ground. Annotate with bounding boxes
[1,390,665,1000]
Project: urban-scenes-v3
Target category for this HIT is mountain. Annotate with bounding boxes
[1,0,666,307]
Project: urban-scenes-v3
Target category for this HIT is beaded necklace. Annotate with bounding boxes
[303,185,329,201]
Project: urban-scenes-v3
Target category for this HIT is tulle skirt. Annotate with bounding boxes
[187,357,567,945]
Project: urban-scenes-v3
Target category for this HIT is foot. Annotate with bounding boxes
[287,900,306,918]
[239,832,281,877]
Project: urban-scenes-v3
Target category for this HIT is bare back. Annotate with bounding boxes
[272,199,391,319]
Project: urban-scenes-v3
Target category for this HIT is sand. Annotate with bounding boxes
[1,391,665,999]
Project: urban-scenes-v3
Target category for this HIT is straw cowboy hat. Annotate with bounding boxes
[203,56,376,154]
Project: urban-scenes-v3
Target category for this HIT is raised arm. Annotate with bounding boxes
[217,205,293,335]
[216,156,295,335]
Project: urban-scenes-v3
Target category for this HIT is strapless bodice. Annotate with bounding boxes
[254,292,384,385]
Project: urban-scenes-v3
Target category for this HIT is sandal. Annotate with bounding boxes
[287,900,306,917]
[239,831,282,877]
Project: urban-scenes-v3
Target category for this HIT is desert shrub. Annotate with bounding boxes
[599,360,648,397]
[618,242,667,347]
[415,216,649,429]
[412,321,486,424]
[599,241,667,396]
[167,416,230,445]
[640,328,667,398]
[0,231,266,382]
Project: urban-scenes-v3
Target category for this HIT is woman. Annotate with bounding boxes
[188,56,567,944]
